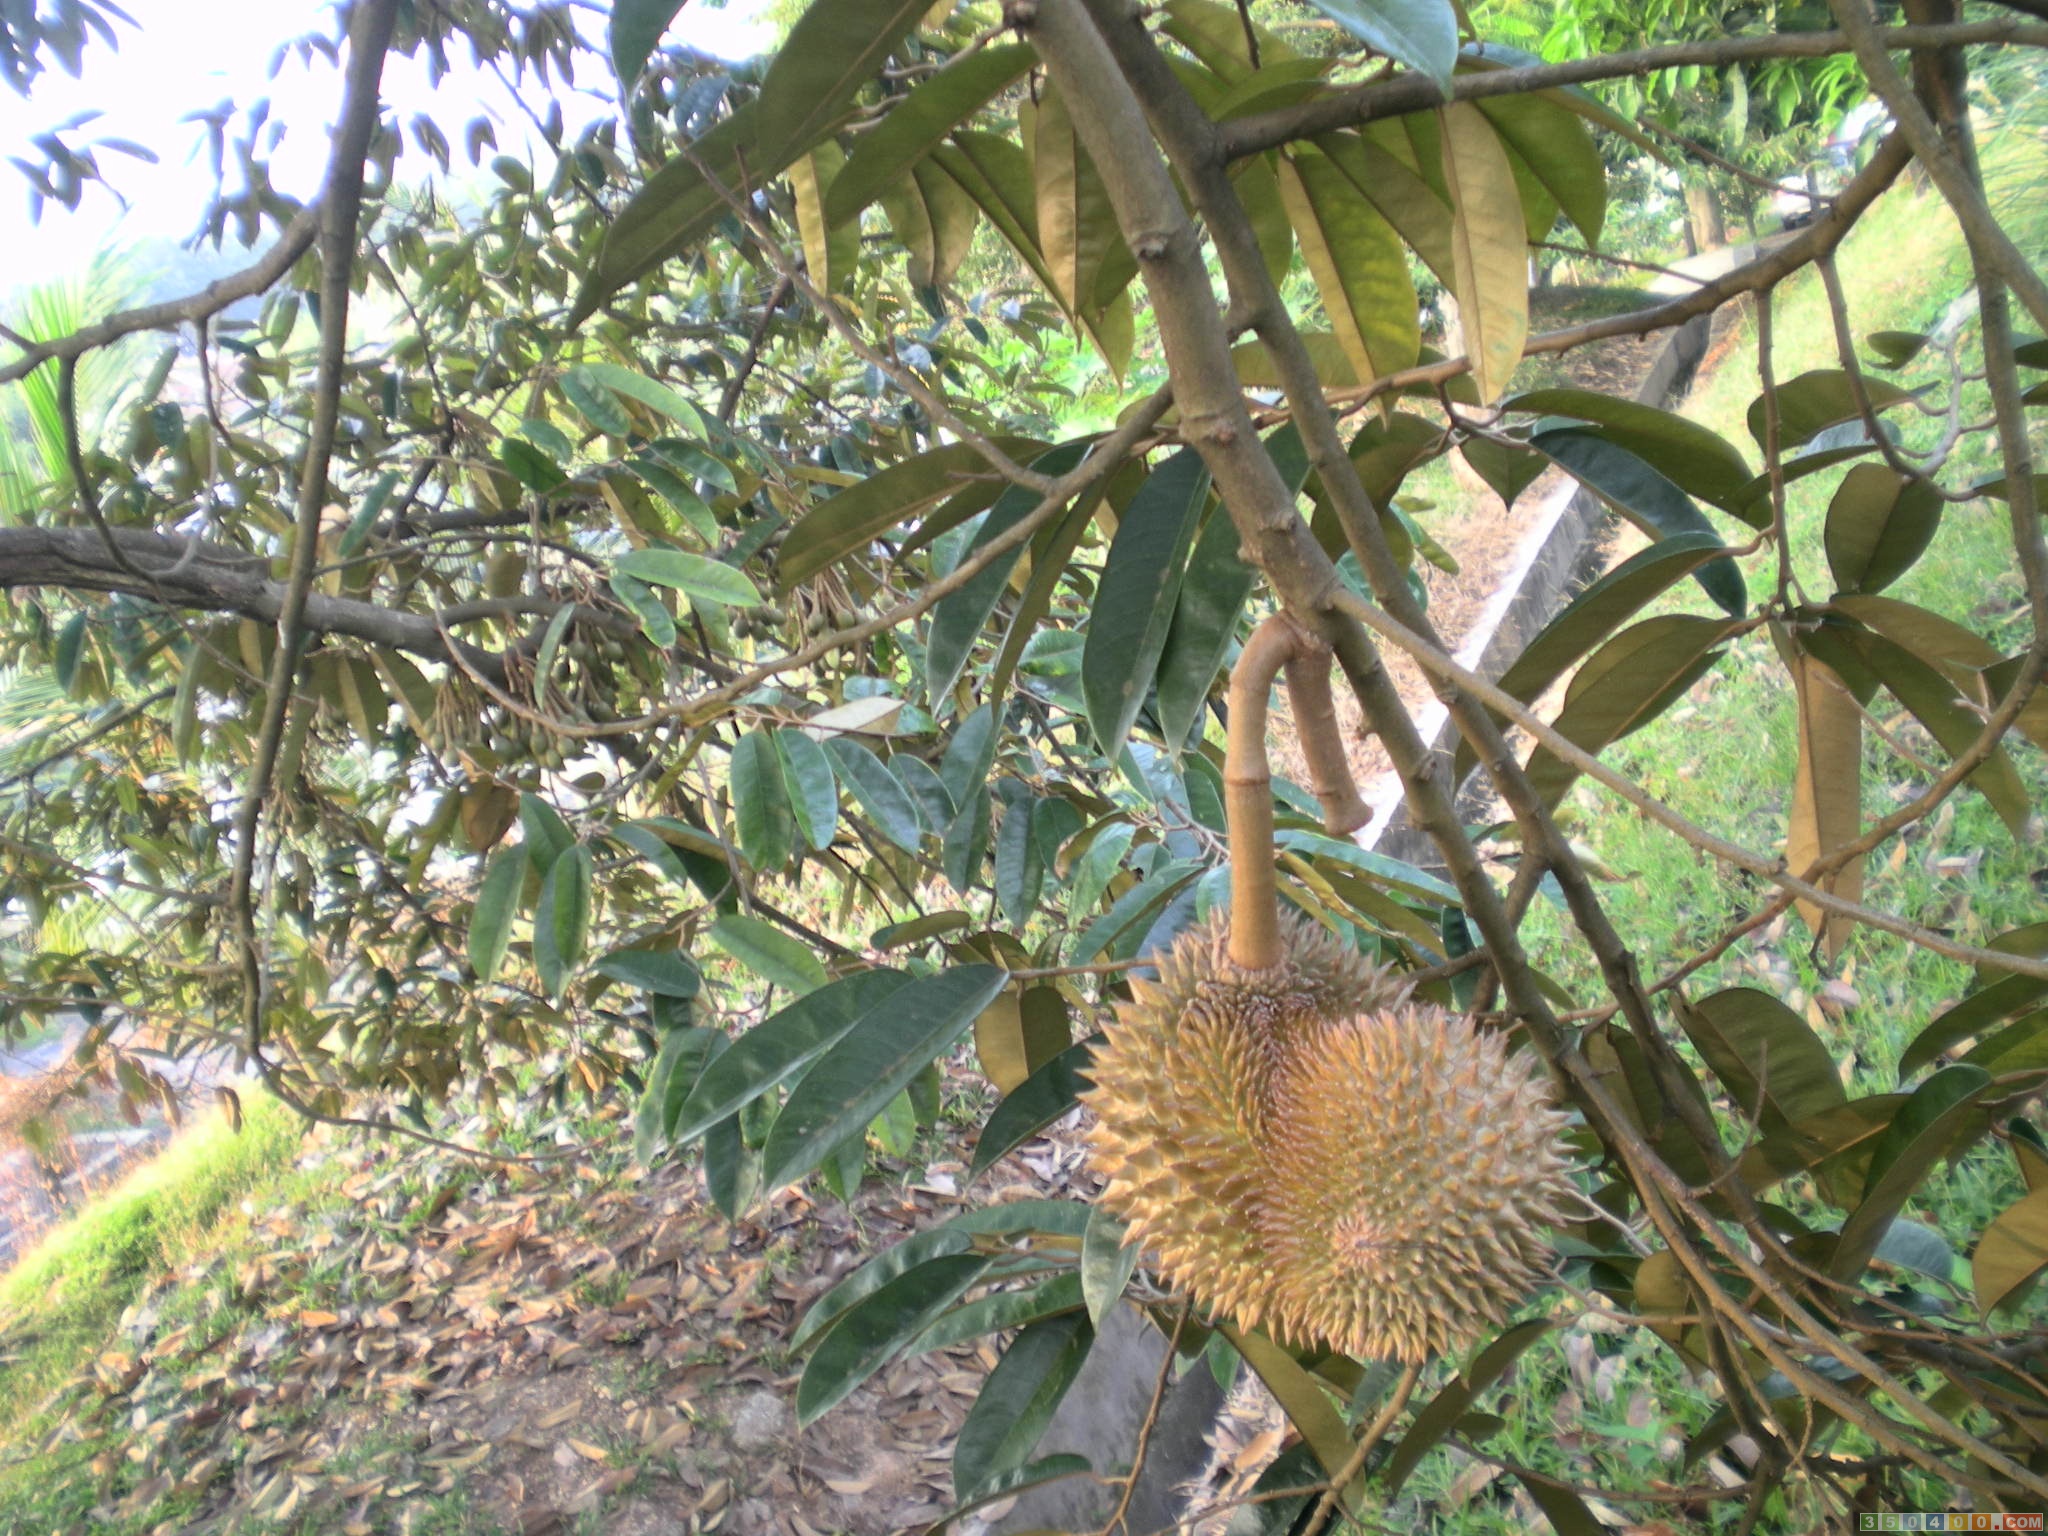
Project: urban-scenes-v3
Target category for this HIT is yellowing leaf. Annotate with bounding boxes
[1437,103,1528,405]
[1276,144,1417,391]
[1787,646,1864,960]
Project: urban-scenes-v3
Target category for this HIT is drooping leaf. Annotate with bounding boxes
[1830,1064,1992,1282]
[1823,463,1942,596]
[790,140,858,295]
[1081,1207,1140,1327]
[533,845,592,997]
[1857,632,2031,836]
[1083,447,1212,760]
[1976,1185,2048,1314]
[1785,645,1864,959]
[729,728,797,871]
[1155,497,1257,754]
[468,845,524,984]
[760,965,1007,1192]
[1222,1325,1355,1483]
[951,1313,1094,1498]
[1277,144,1419,389]
[1476,93,1604,247]
[878,158,982,289]
[824,737,924,851]
[776,729,841,852]
[1531,429,1747,613]
[1438,103,1528,405]
[519,792,575,874]
[1384,1319,1555,1492]
[1678,988,1847,1137]
[1510,388,1755,515]
[1315,130,1455,288]
[1032,83,1131,325]
[972,1035,1100,1176]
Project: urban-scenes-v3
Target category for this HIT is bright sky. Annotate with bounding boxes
[0,0,774,296]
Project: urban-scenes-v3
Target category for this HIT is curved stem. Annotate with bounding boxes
[1225,613,1301,970]
[1284,636,1370,836]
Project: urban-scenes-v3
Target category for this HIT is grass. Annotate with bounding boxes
[0,1089,314,1521]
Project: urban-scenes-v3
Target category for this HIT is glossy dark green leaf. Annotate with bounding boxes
[595,947,701,997]
[1749,369,1915,451]
[1872,1218,1956,1283]
[609,571,677,646]
[927,441,1093,710]
[776,729,841,852]
[1082,448,1212,760]
[1523,615,1736,808]
[468,844,524,984]
[824,737,923,851]
[972,1035,1100,1176]
[797,1253,993,1424]
[941,785,992,895]
[917,1456,1095,1531]
[729,729,796,871]
[825,44,1034,225]
[761,965,1007,1192]
[1824,463,1942,596]
[952,1313,1093,1498]
[995,795,1044,927]
[500,437,567,492]
[793,1199,1089,1351]
[892,752,956,834]
[1678,987,1846,1138]
[1830,1064,1992,1282]
[708,912,829,995]
[939,704,998,809]
[1460,435,1547,511]
[910,1272,1084,1356]
[1510,387,1754,514]
[634,1025,725,1165]
[675,970,911,1147]
[1532,430,1746,613]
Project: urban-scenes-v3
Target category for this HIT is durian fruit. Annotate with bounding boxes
[1081,613,1576,1365]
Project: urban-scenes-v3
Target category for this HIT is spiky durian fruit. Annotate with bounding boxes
[1081,907,1576,1366]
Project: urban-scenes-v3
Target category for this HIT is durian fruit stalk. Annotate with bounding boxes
[1083,609,1576,1365]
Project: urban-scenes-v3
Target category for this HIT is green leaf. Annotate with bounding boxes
[1315,130,1455,288]
[674,969,911,1146]
[797,1254,993,1424]
[519,792,574,874]
[1975,1184,2048,1314]
[927,441,1094,710]
[615,548,763,608]
[879,158,982,289]
[1459,435,1547,511]
[573,362,707,435]
[500,437,567,492]
[596,947,701,997]
[610,0,686,86]
[892,753,956,833]
[729,728,796,871]
[1385,1319,1555,1492]
[952,1314,1093,1498]
[1823,463,1942,596]
[1749,369,1916,452]
[910,1272,1085,1356]
[754,0,930,167]
[1081,1207,1140,1327]
[825,44,1034,225]
[709,912,830,995]
[776,729,841,852]
[1830,1064,1992,1282]
[995,798,1044,928]
[1510,387,1755,515]
[824,737,923,852]
[780,438,1045,589]
[469,845,524,984]
[790,140,858,295]
[972,1036,1100,1177]
[561,366,633,436]
[1532,429,1747,612]
[1872,1218,1956,1283]
[610,572,677,646]
[939,703,999,809]
[1523,615,1736,808]
[1301,0,1456,87]
[1476,94,1604,247]
[533,845,592,998]
[1438,103,1528,405]
[1222,1326,1355,1482]
[793,1199,1090,1352]
[1083,447,1212,760]
[1858,632,2031,837]
[1155,498,1257,753]
[1678,988,1846,1138]
[760,966,1007,1192]
[1277,144,1419,388]
[1032,83,1133,327]
[634,1025,722,1164]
